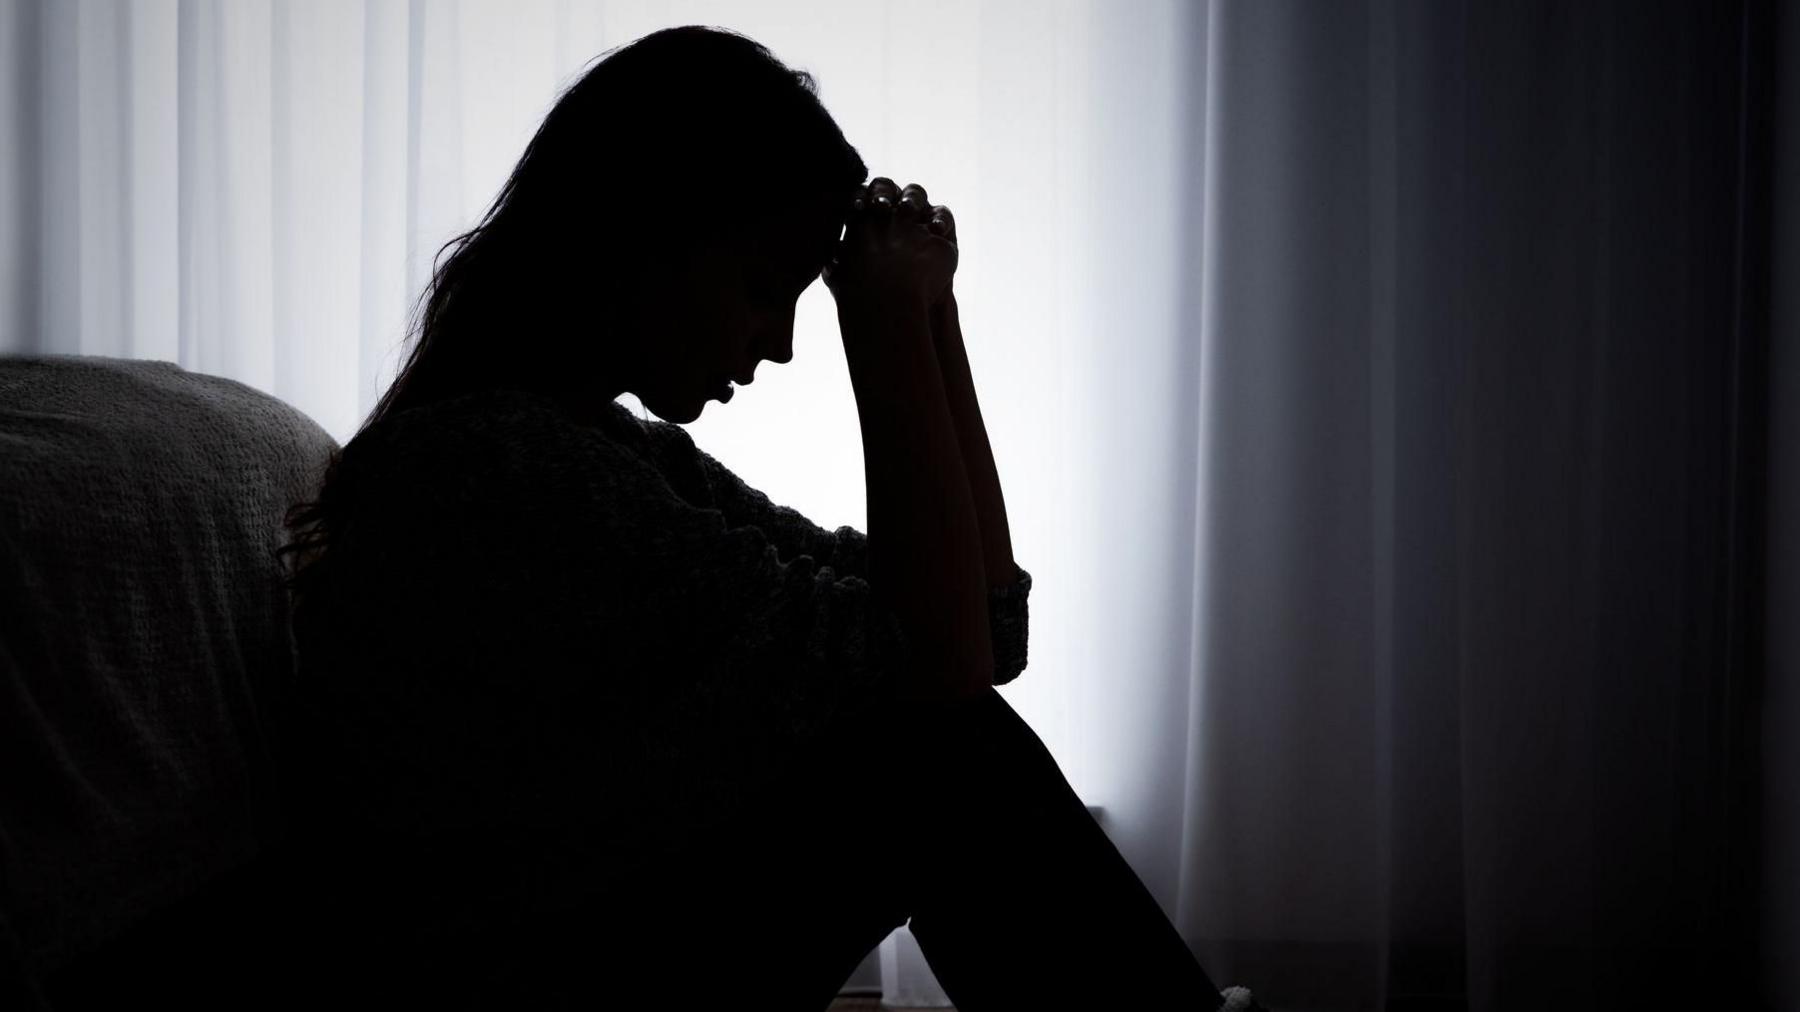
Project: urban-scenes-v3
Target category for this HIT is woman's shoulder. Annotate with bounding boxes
[326,390,657,525]
[383,386,607,437]
[346,387,654,465]
[418,388,710,496]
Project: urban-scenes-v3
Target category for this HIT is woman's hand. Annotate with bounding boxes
[823,177,958,314]
[902,181,958,256]
[901,181,960,316]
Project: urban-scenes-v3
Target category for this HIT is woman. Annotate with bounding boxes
[273,25,1264,1012]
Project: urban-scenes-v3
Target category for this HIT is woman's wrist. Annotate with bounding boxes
[929,286,961,353]
[838,283,933,324]
[840,294,939,400]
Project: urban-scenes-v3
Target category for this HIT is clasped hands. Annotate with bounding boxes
[822,176,960,318]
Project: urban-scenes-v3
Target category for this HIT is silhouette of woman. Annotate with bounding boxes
[271,24,1254,1012]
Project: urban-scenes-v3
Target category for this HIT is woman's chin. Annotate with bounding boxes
[641,380,725,424]
[693,383,731,417]
[648,394,705,424]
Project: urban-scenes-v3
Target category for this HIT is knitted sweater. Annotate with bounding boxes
[279,386,1031,963]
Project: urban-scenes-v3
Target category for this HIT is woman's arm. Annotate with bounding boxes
[931,288,1020,589]
[649,426,868,574]
[841,291,995,699]
[652,417,1031,686]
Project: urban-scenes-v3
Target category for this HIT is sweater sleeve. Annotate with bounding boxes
[638,417,869,576]
[639,417,1033,685]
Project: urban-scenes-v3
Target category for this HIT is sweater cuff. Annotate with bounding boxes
[989,566,1032,686]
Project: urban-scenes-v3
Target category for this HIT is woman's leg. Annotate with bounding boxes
[896,686,1226,1011]
[564,683,1227,1011]
[535,687,928,1010]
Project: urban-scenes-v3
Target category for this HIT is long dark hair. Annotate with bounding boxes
[276,25,868,593]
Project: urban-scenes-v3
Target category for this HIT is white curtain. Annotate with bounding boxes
[7,1,1791,1009]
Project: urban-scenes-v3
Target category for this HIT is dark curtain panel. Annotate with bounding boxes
[1760,0,1800,1006]
[1387,0,1772,1005]
[1179,2,1781,1008]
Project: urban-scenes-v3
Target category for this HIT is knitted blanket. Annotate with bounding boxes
[0,354,336,982]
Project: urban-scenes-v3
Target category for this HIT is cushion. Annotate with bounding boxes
[0,354,337,986]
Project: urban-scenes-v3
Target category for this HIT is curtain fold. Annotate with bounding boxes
[1765,1,1800,1006]
[0,0,614,441]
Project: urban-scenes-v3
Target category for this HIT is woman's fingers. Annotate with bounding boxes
[828,175,957,309]
[868,177,898,212]
[928,204,956,242]
[851,178,951,241]
[896,182,953,243]
[900,183,931,218]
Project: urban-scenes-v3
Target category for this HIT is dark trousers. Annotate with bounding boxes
[45,686,1226,1010]
[539,684,1228,1011]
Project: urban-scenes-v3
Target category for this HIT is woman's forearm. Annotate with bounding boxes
[840,293,995,698]
[932,290,1019,588]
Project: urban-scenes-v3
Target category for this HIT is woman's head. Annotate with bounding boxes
[278,27,866,592]
[371,25,867,430]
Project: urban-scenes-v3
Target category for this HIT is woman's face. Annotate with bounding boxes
[625,194,844,424]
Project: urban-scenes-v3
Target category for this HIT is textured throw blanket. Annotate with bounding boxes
[0,354,336,984]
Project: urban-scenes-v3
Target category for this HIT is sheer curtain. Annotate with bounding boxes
[4,0,1795,1009]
